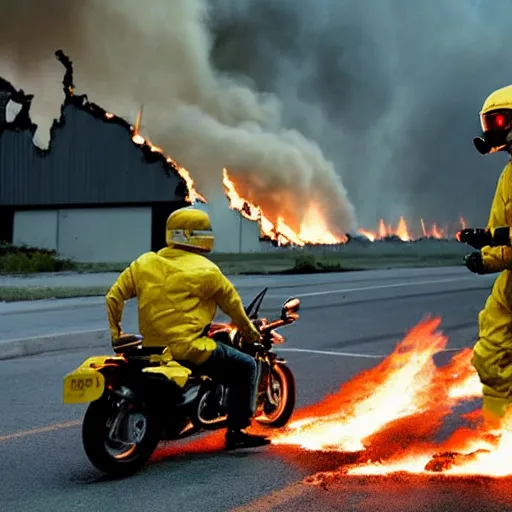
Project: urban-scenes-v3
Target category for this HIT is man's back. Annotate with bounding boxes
[124,246,222,348]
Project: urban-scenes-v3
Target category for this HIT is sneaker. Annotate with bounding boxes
[225,429,271,450]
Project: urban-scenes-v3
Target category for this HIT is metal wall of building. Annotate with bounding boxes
[195,197,266,253]
[0,104,184,206]
[13,207,153,262]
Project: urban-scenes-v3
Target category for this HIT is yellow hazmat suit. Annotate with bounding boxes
[105,208,260,365]
[470,85,512,421]
[472,161,512,419]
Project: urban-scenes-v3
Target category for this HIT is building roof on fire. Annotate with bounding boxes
[0,53,188,207]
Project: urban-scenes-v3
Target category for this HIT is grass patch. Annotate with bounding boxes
[0,239,467,278]
[0,242,74,273]
[72,261,132,273]
[0,286,110,302]
[27,251,465,276]
[0,240,468,301]
[207,240,467,274]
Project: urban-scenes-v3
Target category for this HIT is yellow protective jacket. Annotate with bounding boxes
[473,160,512,418]
[480,161,512,273]
[105,246,260,365]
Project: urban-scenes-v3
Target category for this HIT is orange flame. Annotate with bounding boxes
[270,317,512,479]
[129,115,206,204]
[358,216,468,241]
[126,107,346,245]
[222,169,347,246]
[107,106,468,247]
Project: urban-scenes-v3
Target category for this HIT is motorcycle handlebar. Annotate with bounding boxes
[259,313,299,333]
[230,312,298,348]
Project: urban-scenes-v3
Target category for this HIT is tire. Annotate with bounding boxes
[193,385,228,430]
[255,362,296,428]
[82,395,160,477]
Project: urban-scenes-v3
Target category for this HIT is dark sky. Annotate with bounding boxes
[209,0,512,228]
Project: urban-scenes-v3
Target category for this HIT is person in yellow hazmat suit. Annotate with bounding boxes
[105,206,271,450]
[461,84,512,424]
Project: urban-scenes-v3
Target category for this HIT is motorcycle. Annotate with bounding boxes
[62,287,299,477]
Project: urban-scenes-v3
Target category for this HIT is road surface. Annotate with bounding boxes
[2,266,510,512]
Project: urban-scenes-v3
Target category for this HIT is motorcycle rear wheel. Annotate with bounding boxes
[82,395,160,477]
[255,363,296,428]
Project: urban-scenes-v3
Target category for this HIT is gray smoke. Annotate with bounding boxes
[2,0,510,235]
[209,0,512,230]
[0,0,356,239]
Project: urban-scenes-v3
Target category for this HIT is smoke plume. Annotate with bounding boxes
[3,0,511,231]
[209,0,512,228]
[0,0,356,237]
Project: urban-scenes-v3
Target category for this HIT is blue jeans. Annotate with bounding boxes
[199,342,258,430]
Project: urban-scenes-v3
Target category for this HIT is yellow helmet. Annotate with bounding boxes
[165,207,214,253]
[474,85,512,155]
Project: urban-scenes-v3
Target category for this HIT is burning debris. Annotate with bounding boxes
[222,171,467,246]
[222,169,347,246]
[357,216,468,243]
[270,317,512,479]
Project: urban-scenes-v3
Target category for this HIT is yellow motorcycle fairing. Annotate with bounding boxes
[63,355,193,404]
[142,361,192,388]
[63,355,125,405]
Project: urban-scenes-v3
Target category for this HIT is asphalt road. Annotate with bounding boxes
[2,266,510,512]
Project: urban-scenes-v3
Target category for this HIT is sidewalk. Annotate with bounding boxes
[0,271,121,288]
[0,266,477,360]
[0,265,469,290]
[0,271,276,289]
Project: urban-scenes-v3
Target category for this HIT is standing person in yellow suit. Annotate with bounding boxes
[460,84,512,424]
[105,206,271,450]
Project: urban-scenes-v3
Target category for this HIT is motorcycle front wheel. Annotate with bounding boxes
[82,394,160,477]
[255,362,296,428]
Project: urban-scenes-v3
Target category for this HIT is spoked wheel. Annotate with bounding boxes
[82,395,160,477]
[194,385,228,428]
[255,363,296,428]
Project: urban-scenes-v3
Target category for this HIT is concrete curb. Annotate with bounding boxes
[0,329,110,360]
[0,304,284,361]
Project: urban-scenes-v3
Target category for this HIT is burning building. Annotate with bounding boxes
[0,75,328,259]
[0,95,274,260]
[0,79,192,262]
[0,51,334,260]
[0,54,274,261]
[0,48,468,262]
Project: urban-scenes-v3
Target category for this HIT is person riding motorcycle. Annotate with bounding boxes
[461,84,512,424]
[105,206,271,449]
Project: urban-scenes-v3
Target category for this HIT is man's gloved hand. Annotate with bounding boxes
[251,318,267,331]
[243,321,263,344]
[456,228,492,249]
[463,251,487,274]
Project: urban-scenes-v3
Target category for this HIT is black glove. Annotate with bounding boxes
[456,228,492,249]
[251,318,266,330]
[463,251,487,274]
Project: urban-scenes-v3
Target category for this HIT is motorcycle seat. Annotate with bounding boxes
[112,334,145,354]
[174,360,212,381]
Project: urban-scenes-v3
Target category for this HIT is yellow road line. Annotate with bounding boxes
[0,420,81,442]
[229,482,312,512]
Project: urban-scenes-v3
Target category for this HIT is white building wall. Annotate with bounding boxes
[13,207,152,262]
[13,210,58,250]
[194,196,265,253]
